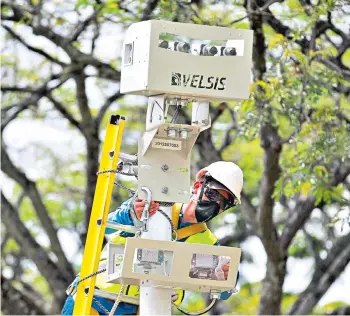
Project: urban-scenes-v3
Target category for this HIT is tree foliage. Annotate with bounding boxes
[1,0,350,315]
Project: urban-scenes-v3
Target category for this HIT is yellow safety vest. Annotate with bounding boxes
[95,203,218,306]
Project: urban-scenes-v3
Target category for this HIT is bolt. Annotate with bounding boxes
[162,186,168,194]
[161,164,169,172]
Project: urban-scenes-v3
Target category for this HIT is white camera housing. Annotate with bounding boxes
[121,20,253,101]
[106,237,241,293]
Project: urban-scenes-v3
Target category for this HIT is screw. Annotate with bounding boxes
[161,164,169,172]
[162,186,168,194]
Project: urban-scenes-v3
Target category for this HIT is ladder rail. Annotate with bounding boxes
[73,115,125,315]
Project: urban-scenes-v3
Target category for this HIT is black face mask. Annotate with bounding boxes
[195,200,220,223]
[194,177,221,223]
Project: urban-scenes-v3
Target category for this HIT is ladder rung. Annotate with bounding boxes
[94,288,139,305]
[106,221,137,234]
[119,152,138,163]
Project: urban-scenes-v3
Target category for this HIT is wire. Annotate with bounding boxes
[171,103,182,123]
[114,181,136,196]
[158,208,177,241]
[93,297,111,315]
[173,298,217,315]
[108,284,125,316]
[76,268,106,285]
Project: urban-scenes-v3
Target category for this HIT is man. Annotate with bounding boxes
[62,161,243,315]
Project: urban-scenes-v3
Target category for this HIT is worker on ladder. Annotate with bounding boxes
[61,161,243,315]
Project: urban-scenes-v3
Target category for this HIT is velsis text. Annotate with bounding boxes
[171,72,226,91]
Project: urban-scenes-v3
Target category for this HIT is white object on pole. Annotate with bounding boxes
[107,238,241,293]
[120,20,253,101]
[139,206,172,315]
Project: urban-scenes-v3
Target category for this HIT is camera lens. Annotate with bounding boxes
[222,47,237,56]
[159,40,169,49]
[175,42,191,53]
[201,45,218,56]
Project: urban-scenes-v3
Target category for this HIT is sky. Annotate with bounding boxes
[1,0,350,309]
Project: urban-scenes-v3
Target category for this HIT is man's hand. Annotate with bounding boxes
[133,198,160,220]
[222,264,229,280]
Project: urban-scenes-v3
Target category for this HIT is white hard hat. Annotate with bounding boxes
[204,161,243,203]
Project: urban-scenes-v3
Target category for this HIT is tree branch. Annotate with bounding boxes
[263,7,350,81]
[1,193,69,313]
[0,142,75,282]
[210,102,228,124]
[1,86,36,94]
[1,275,46,315]
[1,231,10,253]
[259,0,283,12]
[1,74,69,132]
[218,107,240,154]
[240,192,259,231]
[1,94,41,132]
[95,90,122,127]
[74,71,92,122]
[281,159,350,250]
[327,306,350,315]
[257,123,285,315]
[141,0,160,21]
[71,4,103,42]
[289,233,350,315]
[319,57,350,81]
[248,1,267,81]
[2,82,83,133]
[71,71,101,231]
[2,1,120,81]
[46,94,82,132]
[303,227,322,265]
[219,227,252,246]
[258,124,283,261]
[2,24,67,66]
[280,195,316,250]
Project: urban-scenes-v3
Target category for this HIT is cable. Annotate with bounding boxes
[173,298,217,315]
[108,284,125,316]
[157,208,177,241]
[171,103,182,123]
[93,297,111,315]
[114,181,136,196]
[76,268,106,285]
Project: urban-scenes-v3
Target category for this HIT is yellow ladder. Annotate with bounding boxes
[73,114,125,315]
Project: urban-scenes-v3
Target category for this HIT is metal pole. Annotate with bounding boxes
[139,206,172,315]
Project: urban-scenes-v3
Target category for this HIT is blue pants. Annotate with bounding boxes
[61,295,138,315]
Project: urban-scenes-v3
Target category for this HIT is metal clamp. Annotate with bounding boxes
[66,283,77,296]
[129,191,144,232]
[129,187,152,233]
[140,186,152,232]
